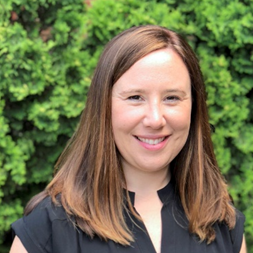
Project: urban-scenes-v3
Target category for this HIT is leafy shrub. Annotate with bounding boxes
[0,0,252,252]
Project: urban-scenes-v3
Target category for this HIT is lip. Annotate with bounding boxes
[134,135,169,151]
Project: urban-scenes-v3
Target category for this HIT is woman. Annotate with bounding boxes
[10,25,246,253]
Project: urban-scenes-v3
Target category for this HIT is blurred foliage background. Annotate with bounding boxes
[0,0,252,252]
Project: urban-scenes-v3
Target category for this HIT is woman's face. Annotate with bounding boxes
[111,48,192,177]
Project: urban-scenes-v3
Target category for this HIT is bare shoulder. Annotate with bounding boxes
[240,235,247,253]
[10,236,28,253]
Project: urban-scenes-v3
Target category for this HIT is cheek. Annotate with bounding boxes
[111,101,122,129]
[112,105,142,131]
[111,105,132,138]
[166,107,192,131]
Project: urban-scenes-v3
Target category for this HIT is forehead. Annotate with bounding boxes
[113,48,191,93]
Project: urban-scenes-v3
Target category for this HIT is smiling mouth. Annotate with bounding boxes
[136,137,166,145]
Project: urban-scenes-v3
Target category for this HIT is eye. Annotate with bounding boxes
[128,95,142,101]
[165,96,180,102]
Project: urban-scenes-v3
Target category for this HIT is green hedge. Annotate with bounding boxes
[0,0,252,252]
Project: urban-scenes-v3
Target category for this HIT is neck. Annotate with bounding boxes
[124,166,171,195]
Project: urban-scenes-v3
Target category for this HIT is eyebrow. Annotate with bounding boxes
[119,89,187,95]
[119,89,145,95]
[165,89,188,95]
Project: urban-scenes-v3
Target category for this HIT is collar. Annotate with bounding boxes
[127,179,175,206]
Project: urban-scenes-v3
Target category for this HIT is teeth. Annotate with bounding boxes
[138,137,165,145]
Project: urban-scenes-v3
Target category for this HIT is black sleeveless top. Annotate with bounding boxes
[12,181,245,253]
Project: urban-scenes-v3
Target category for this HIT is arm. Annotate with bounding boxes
[9,236,28,253]
[240,235,247,253]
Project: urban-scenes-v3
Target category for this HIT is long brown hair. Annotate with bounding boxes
[25,25,235,245]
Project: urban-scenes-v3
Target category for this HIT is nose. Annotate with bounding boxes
[143,102,166,129]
